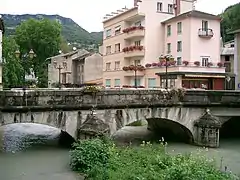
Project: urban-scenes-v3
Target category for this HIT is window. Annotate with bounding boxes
[135,21,141,27]
[133,60,141,65]
[167,43,171,53]
[225,55,230,62]
[201,58,209,66]
[160,78,176,88]
[177,22,182,34]
[167,25,171,36]
[168,4,173,13]
[177,57,182,65]
[230,44,234,47]
[106,62,111,71]
[105,79,111,87]
[115,61,120,70]
[115,43,121,52]
[134,40,141,46]
[106,29,111,38]
[106,46,111,54]
[224,62,231,72]
[202,20,208,30]
[148,78,156,88]
[157,2,162,12]
[132,78,141,86]
[177,41,182,52]
[115,26,121,35]
[114,79,121,87]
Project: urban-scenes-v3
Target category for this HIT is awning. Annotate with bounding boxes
[184,74,225,78]
[85,78,103,84]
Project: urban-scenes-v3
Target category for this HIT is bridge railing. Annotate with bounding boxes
[0,89,240,111]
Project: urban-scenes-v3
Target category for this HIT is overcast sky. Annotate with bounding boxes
[0,0,239,32]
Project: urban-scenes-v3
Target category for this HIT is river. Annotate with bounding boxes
[0,124,240,180]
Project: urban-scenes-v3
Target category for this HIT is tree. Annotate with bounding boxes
[2,37,24,88]
[14,18,62,87]
[221,3,240,42]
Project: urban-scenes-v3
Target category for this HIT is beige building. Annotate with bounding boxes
[47,49,103,87]
[102,0,226,90]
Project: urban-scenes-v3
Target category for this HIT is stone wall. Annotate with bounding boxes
[1,89,240,112]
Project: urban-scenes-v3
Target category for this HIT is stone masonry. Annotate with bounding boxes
[0,89,240,147]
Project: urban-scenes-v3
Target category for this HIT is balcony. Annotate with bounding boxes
[123,45,145,58]
[122,65,146,77]
[198,28,214,38]
[123,26,145,40]
[145,61,225,74]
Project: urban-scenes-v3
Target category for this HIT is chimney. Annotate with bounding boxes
[174,0,181,16]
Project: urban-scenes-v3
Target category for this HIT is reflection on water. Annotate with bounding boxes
[0,147,81,180]
[0,123,82,180]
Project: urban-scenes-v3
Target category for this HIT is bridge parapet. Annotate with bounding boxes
[0,89,240,111]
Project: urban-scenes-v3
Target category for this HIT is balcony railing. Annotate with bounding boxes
[122,45,145,58]
[198,28,213,38]
[123,26,145,39]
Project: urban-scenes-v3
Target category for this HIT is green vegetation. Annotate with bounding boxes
[70,138,235,180]
[2,14,103,47]
[2,37,24,87]
[221,2,240,42]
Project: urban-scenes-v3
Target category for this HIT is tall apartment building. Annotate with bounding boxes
[102,0,226,90]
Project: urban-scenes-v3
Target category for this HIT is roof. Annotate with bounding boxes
[221,47,234,55]
[103,7,138,23]
[46,49,89,61]
[194,110,221,128]
[161,10,221,24]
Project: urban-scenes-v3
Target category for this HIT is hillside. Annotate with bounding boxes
[220,2,240,42]
[2,14,103,46]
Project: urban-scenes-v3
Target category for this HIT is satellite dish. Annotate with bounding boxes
[73,47,77,51]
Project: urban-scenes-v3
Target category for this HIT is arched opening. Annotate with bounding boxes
[0,123,76,152]
[147,118,194,144]
[220,117,240,140]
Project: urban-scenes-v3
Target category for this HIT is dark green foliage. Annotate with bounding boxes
[2,14,103,45]
[221,2,240,42]
[14,18,62,87]
[2,37,24,88]
[70,138,110,173]
[70,139,235,180]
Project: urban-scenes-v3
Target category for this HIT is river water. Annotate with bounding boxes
[0,124,239,180]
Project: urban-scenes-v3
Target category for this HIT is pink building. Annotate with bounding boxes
[102,0,225,90]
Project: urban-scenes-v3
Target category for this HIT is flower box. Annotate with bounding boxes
[207,62,213,67]
[145,63,152,68]
[194,61,200,66]
[217,62,223,67]
[183,61,189,66]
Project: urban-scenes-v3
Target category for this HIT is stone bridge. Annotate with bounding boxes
[0,89,240,147]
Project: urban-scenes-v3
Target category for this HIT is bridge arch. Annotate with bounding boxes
[147,118,194,143]
[220,116,240,139]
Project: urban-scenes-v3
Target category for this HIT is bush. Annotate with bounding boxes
[70,139,236,180]
[69,138,110,173]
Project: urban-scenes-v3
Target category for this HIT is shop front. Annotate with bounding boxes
[156,72,227,90]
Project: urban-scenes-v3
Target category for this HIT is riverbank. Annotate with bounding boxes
[70,138,236,180]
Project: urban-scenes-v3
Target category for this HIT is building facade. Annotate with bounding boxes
[47,49,103,87]
[220,41,235,90]
[231,29,240,89]
[102,0,226,90]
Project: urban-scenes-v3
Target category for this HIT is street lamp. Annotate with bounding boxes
[53,60,67,89]
[15,49,36,87]
[159,54,174,89]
